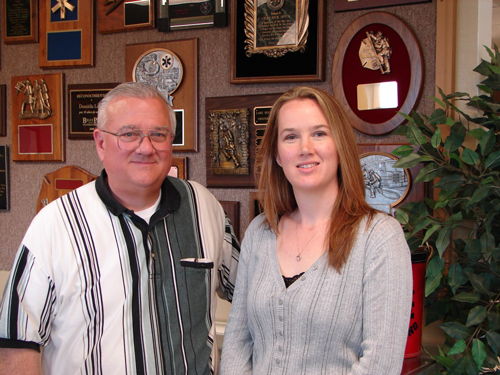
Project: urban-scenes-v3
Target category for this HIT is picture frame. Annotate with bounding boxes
[0,85,6,137]
[219,201,240,240]
[357,143,427,214]
[168,156,188,179]
[158,0,227,32]
[332,12,423,135]
[11,73,65,162]
[230,0,325,84]
[205,93,282,188]
[0,145,10,211]
[333,0,431,12]
[98,0,155,34]
[125,38,198,152]
[68,83,119,140]
[39,0,94,68]
[4,0,38,44]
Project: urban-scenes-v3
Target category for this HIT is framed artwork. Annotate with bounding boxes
[98,0,155,34]
[357,143,427,214]
[0,85,6,137]
[36,165,97,213]
[158,0,227,31]
[11,73,65,162]
[332,12,423,135]
[219,201,240,240]
[168,156,188,179]
[230,0,325,84]
[333,0,431,12]
[39,0,94,68]
[0,145,9,211]
[4,0,38,44]
[125,38,198,152]
[205,93,282,188]
[68,83,119,140]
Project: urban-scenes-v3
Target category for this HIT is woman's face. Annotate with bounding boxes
[275,98,340,195]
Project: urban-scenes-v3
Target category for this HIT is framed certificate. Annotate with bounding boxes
[158,0,227,31]
[98,0,155,34]
[333,0,431,12]
[0,145,9,211]
[231,0,325,84]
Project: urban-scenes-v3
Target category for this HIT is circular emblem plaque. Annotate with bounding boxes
[132,48,183,99]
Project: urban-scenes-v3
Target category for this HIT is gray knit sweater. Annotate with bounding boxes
[220,213,412,375]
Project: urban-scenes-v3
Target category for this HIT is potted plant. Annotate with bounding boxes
[392,44,500,374]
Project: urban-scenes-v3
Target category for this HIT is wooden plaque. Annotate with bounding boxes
[4,0,38,44]
[11,73,65,162]
[98,0,155,34]
[125,38,198,152]
[39,0,94,68]
[36,165,97,213]
[332,12,423,135]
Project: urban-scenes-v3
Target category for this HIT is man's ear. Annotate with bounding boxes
[94,129,105,162]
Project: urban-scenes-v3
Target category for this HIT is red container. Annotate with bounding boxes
[404,251,427,358]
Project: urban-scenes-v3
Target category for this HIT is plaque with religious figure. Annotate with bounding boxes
[11,73,64,162]
[39,0,94,68]
[209,109,250,176]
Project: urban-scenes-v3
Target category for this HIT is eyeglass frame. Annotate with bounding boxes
[100,128,175,151]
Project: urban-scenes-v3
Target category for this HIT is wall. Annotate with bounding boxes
[0,2,437,270]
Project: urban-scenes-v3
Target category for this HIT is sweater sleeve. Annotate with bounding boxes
[220,216,264,374]
[350,214,413,375]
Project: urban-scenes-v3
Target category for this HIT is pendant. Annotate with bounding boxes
[296,254,302,262]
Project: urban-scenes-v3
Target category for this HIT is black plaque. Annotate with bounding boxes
[68,83,118,139]
[0,146,9,211]
[254,106,272,125]
[4,0,37,43]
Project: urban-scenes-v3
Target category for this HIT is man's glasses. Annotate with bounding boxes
[101,129,174,151]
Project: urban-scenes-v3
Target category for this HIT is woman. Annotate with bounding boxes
[220,87,412,374]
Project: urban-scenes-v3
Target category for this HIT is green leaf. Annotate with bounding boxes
[488,312,500,331]
[486,331,500,355]
[469,186,491,205]
[421,224,440,244]
[448,263,466,294]
[479,129,495,155]
[431,127,442,148]
[392,144,415,157]
[393,153,422,169]
[451,292,480,303]
[436,225,452,256]
[425,257,445,296]
[462,148,479,166]
[448,340,467,355]
[468,127,486,140]
[466,306,487,327]
[448,356,479,375]
[485,150,500,169]
[415,163,443,183]
[435,174,465,191]
[466,272,490,296]
[440,321,471,340]
[406,123,428,146]
[444,132,465,152]
[472,339,486,370]
[394,209,409,226]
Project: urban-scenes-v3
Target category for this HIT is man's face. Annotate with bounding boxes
[94,96,173,206]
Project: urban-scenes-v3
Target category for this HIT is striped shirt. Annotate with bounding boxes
[0,171,240,375]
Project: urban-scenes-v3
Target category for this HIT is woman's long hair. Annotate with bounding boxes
[256,86,376,272]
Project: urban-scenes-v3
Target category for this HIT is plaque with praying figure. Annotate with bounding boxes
[209,109,250,176]
[39,0,94,68]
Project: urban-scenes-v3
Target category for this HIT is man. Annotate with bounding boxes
[0,82,240,374]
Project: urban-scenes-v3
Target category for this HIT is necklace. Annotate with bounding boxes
[294,221,326,262]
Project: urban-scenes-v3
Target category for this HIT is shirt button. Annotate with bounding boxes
[278,346,283,352]
[278,315,283,322]
[276,359,280,365]
[278,299,283,305]
[312,265,317,270]
[301,276,306,281]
